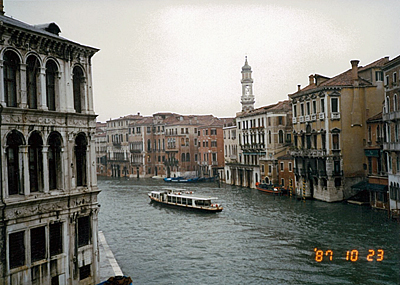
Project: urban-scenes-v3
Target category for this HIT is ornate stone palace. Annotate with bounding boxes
[0,5,100,285]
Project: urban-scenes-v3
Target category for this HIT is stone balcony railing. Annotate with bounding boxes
[290,149,327,157]
[382,110,400,121]
[383,142,400,151]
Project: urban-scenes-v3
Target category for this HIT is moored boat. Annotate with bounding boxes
[148,188,223,212]
[256,183,288,195]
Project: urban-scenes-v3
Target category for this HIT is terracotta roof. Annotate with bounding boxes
[238,100,291,118]
[367,112,382,122]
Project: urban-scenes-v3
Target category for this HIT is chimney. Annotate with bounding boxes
[297,84,301,92]
[0,0,3,15]
[309,75,314,86]
[351,60,359,81]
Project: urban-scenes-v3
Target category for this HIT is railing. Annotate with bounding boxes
[319,113,325,120]
[305,115,310,122]
[383,142,400,151]
[292,117,297,124]
[382,110,400,121]
[331,112,340,120]
[311,114,317,121]
[299,116,304,123]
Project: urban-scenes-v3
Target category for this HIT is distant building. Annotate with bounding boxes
[223,121,238,183]
[289,58,388,202]
[96,122,107,175]
[0,6,100,285]
[382,55,400,218]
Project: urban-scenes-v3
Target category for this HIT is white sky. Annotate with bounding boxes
[5,0,400,122]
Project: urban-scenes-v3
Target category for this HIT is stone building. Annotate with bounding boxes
[198,118,233,178]
[289,57,388,202]
[0,6,100,285]
[223,121,238,182]
[382,55,400,218]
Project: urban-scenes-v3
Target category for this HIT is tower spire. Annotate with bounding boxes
[240,57,255,112]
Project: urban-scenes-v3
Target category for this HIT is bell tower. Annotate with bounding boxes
[241,56,255,112]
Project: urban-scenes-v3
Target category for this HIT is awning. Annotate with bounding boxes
[351,181,388,192]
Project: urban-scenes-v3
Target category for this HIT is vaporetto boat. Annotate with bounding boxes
[148,188,223,212]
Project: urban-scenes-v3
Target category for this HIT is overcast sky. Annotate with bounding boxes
[6,0,400,122]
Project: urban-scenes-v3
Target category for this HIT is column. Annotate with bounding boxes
[42,145,49,193]
[0,60,4,105]
[19,63,27,108]
[39,67,48,110]
[20,145,29,195]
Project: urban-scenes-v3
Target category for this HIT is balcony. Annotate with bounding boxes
[299,116,304,123]
[383,142,400,151]
[319,113,325,120]
[292,117,297,124]
[113,141,121,149]
[382,110,400,121]
[311,114,317,121]
[305,115,310,122]
[212,161,219,166]
[331,112,340,120]
[332,170,343,176]
[290,148,327,157]
[130,149,142,153]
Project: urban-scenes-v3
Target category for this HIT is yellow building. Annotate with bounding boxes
[289,58,388,202]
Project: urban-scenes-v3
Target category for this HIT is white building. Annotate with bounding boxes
[0,7,100,285]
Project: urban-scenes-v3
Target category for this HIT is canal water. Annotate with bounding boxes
[97,177,400,285]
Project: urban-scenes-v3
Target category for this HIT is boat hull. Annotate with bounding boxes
[149,196,223,212]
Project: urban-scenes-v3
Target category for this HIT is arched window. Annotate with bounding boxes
[6,130,24,195]
[28,131,43,192]
[186,153,190,162]
[27,55,39,109]
[75,134,87,187]
[4,51,19,107]
[73,66,84,113]
[181,153,185,162]
[278,130,284,144]
[48,132,62,190]
[386,96,390,113]
[46,60,58,111]
[394,94,398,112]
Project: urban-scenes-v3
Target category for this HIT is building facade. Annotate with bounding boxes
[0,9,100,285]
[289,58,388,202]
[382,56,400,218]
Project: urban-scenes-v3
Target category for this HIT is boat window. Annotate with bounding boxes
[172,196,176,203]
[177,197,181,204]
[168,196,172,202]
[197,200,204,206]
[187,199,192,205]
[182,198,187,204]
[204,200,211,206]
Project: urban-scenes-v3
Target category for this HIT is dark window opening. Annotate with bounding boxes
[78,216,91,247]
[48,132,62,190]
[73,66,84,113]
[7,131,24,195]
[28,132,43,193]
[79,264,91,280]
[50,222,63,256]
[4,51,19,107]
[46,60,57,111]
[9,231,25,268]
[27,55,39,109]
[31,226,46,262]
[75,134,87,187]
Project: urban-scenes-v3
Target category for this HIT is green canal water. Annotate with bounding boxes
[97,177,400,285]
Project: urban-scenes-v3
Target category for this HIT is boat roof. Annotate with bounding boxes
[150,189,218,200]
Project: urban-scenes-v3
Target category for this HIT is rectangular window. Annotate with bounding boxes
[306,102,310,115]
[278,116,283,125]
[312,100,317,114]
[280,162,284,171]
[293,104,297,117]
[331,98,338,113]
[79,264,91,280]
[78,216,91,247]
[332,134,339,150]
[9,231,25,268]
[320,98,325,113]
[50,222,63,256]
[376,71,383,81]
[393,72,397,84]
[281,178,285,187]
[289,162,292,172]
[300,103,304,116]
[31,226,46,262]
